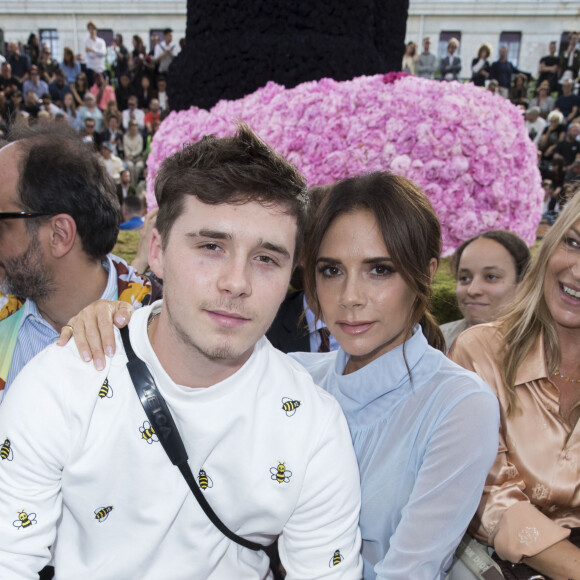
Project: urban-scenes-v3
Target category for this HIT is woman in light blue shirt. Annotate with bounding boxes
[58,171,500,579]
[291,172,499,579]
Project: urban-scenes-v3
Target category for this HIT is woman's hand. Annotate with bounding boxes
[56,300,135,370]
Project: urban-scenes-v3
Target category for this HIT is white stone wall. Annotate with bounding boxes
[407,1,580,78]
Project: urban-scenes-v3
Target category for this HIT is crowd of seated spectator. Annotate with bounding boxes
[0,21,178,196]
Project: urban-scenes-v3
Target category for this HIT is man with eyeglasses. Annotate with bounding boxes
[0,125,160,403]
[22,66,49,100]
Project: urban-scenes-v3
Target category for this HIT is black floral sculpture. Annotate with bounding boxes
[167,0,409,111]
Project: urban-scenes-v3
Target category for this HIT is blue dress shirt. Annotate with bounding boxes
[291,326,499,579]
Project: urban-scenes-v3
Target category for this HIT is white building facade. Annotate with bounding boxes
[407,0,580,78]
[0,0,578,79]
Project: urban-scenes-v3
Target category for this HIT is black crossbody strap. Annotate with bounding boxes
[120,325,265,552]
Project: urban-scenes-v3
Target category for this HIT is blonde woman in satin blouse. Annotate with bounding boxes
[450,191,580,580]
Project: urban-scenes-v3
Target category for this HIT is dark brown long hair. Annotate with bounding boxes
[303,172,445,354]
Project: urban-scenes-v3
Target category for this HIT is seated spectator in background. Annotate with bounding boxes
[528,80,556,119]
[555,79,580,125]
[60,47,81,84]
[22,65,49,100]
[471,43,491,87]
[440,38,461,81]
[78,92,104,132]
[137,75,156,110]
[539,110,566,161]
[122,95,145,131]
[6,42,31,84]
[100,115,124,158]
[154,27,179,76]
[145,98,161,133]
[80,117,101,149]
[401,41,418,74]
[21,90,40,120]
[99,141,124,183]
[115,72,133,111]
[509,73,529,107]
[120,195,145,230]
[553,122,580,169]
[48,68,71,108]
[564,157,580,185]
[36,110,51,125]
[487,79,500,94]
[490,45,521,98]
[537,41,559,93]
[103,99,122,128]
[0,63,20,93]
[156,76,169,111]
[40,93,62,119]
[547,157,566,213]
[416,37,436,79]
[71,72,89,108]
[26,33,40,66]
[541,178,553,213]
[116,168,136,205]
[84,21,107,86]
[4,89,23,126]
[123,120,145,184]
[441,230,531,351]
[62,92,80,130]
[54,111,68,126]
[559,31,580,86]
[525,107,546,147]
[90,72,116,112]
[112,34,130,80]
[38,44,59,84]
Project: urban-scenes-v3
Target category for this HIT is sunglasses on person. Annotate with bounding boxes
[0,211,56,220]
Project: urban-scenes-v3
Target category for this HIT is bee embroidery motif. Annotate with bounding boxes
[94,506,114,522]
[98,378,113,399]
[329,549,344,567]
[281,397,301,417]
[1,438,13,461]
[139,421,158,444]
[13,510,37,529]
[198,469,214,490]
[270,462,292,484]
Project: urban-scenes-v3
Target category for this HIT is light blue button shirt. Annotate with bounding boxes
[3,256,119,398]
[291,326,499,579]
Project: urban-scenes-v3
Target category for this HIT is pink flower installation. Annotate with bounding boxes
[147,75,542,255]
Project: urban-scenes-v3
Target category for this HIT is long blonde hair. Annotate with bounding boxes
[500,191,580,414]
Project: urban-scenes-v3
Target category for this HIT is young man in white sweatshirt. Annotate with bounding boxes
[0,125,362,579]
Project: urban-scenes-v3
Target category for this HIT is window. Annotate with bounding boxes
[498,32,522,67]
[150,29,166,54]
[98,29,114,47]
[39,29,59,59]
[438,31,462,59]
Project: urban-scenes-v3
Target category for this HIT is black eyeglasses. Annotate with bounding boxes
[0,211,55,220]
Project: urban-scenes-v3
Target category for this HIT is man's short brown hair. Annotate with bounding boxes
[154,124,307,262]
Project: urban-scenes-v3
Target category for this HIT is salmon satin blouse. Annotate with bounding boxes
[450,323,577,562]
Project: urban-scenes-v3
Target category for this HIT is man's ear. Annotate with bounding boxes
[47,214,77,258]
[148,228,164,279]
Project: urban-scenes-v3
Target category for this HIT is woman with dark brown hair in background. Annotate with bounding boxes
[71,72,89,108]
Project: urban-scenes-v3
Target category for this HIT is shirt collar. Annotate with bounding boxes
[303,293,327,332]
[514,332,548,385]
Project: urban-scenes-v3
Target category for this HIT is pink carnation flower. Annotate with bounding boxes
[146,74,542,255]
